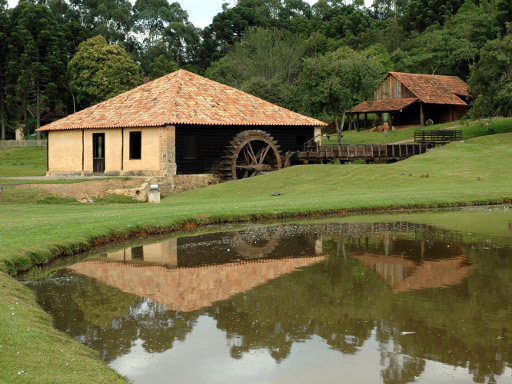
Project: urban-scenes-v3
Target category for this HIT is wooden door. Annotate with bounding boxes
[93,133,105,172]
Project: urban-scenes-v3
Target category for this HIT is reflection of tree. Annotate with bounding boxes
[206,245,390,361]
[31,271,199,363]
[28,224,512,384]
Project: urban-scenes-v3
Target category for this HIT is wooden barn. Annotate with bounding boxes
[37,70,325,185]
[349,72,470,129]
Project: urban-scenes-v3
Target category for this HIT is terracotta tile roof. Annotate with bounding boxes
[38,70,326,131]
[350,98,419,113]
[389,72,469,105]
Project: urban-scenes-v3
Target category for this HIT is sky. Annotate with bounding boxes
[6,0,373,29]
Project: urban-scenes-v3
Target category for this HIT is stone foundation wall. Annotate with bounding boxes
[160,174,220,195]
[106,174,220,202]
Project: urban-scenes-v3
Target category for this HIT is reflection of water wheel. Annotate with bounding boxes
[231,227,282,259]
[219,130,282,180]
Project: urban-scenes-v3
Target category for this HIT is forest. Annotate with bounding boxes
[0,0,511,140]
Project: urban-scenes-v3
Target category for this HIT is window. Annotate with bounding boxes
[183,135,197,159]
[129,131,142,160]
[131,246,144,259]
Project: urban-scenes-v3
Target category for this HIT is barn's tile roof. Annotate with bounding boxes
[389,72,469,105]
[350,98,419,113]
[38,70,325,131]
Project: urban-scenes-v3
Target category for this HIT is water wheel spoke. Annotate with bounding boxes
[247,142,258,164]
[258,145,271,165]
[242,146,251,164]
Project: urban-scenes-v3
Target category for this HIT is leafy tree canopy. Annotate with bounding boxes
[300,48,384,143]
[68,35,142,109]
[468,27,512,118]
[206,27,306,109]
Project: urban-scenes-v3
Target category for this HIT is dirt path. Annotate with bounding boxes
[16,178,144,199]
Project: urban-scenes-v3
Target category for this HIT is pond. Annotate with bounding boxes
[22,207,512,383]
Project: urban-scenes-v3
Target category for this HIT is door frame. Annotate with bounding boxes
[92,133,105,173]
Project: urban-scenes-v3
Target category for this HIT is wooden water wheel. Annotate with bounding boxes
[219,130,282,180]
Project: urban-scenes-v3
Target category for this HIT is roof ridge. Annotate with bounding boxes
[389,71,463,79]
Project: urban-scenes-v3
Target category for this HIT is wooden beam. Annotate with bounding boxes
[364,113,368,129]
[80,130,85,172]
[420,103,425,126]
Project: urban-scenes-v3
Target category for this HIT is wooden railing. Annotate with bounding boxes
[0,140,47,148]
[414,130,462,144]
[295,143,431,164]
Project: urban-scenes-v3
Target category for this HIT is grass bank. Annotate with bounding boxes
[328,117,512,144]
[1,133,512,383]
[2,133,512,273]
[0,147,47,176]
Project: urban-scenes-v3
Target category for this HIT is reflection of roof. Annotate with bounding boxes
[352,253,472,293]
[38,70,326,131]
[350,98,418,113]
[69,256,326,312]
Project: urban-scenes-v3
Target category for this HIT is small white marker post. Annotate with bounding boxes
[148,184,160,203]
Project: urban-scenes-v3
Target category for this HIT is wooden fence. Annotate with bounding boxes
[414,130,462,144]
[0,140,47,149]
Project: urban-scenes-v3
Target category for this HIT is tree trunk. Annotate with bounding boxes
[337,110,346,145]
[23,96,28,139]
[36,81,41,140]
[0,67,5,140]
[0,93,5,140]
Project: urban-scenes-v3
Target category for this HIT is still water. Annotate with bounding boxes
[22,208,512,383]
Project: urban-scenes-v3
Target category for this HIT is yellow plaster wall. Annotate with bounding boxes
[48,130,83,172]
[48,127,167,175]
[123,127,161,172]
[83,129,122,172]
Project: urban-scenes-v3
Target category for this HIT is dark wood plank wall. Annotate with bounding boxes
[374,75,414,100]
[175,124,315,174]
[391,103,421,126]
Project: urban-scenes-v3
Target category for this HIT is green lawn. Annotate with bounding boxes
[1,132,512,384]
[324,117,512,145]
[0,147,47,176]
[2,132,512,273]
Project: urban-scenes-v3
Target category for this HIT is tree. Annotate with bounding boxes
[496,0,512,35]
[395,1,496,79]
[133,0,200,72]
[468,28,512,118]
[0,0,9,139]
[148,54,178,80]
[66,0,133,44]
[68,36,142,109]
[400,0,463,33]
[205,28,306,109]
[7,2,66,138]
[300,48,383,144]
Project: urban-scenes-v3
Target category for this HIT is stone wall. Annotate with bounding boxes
[160,125,176,177]
[160,174,220,195]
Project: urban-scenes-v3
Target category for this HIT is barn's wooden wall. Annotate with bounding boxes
[175,124,315,175]
[375,75,414,100]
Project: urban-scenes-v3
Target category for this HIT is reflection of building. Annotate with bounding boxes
[97,228,322,267]
[69,256,326,312]
[352,254,472,293]
[68,228,325,311]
